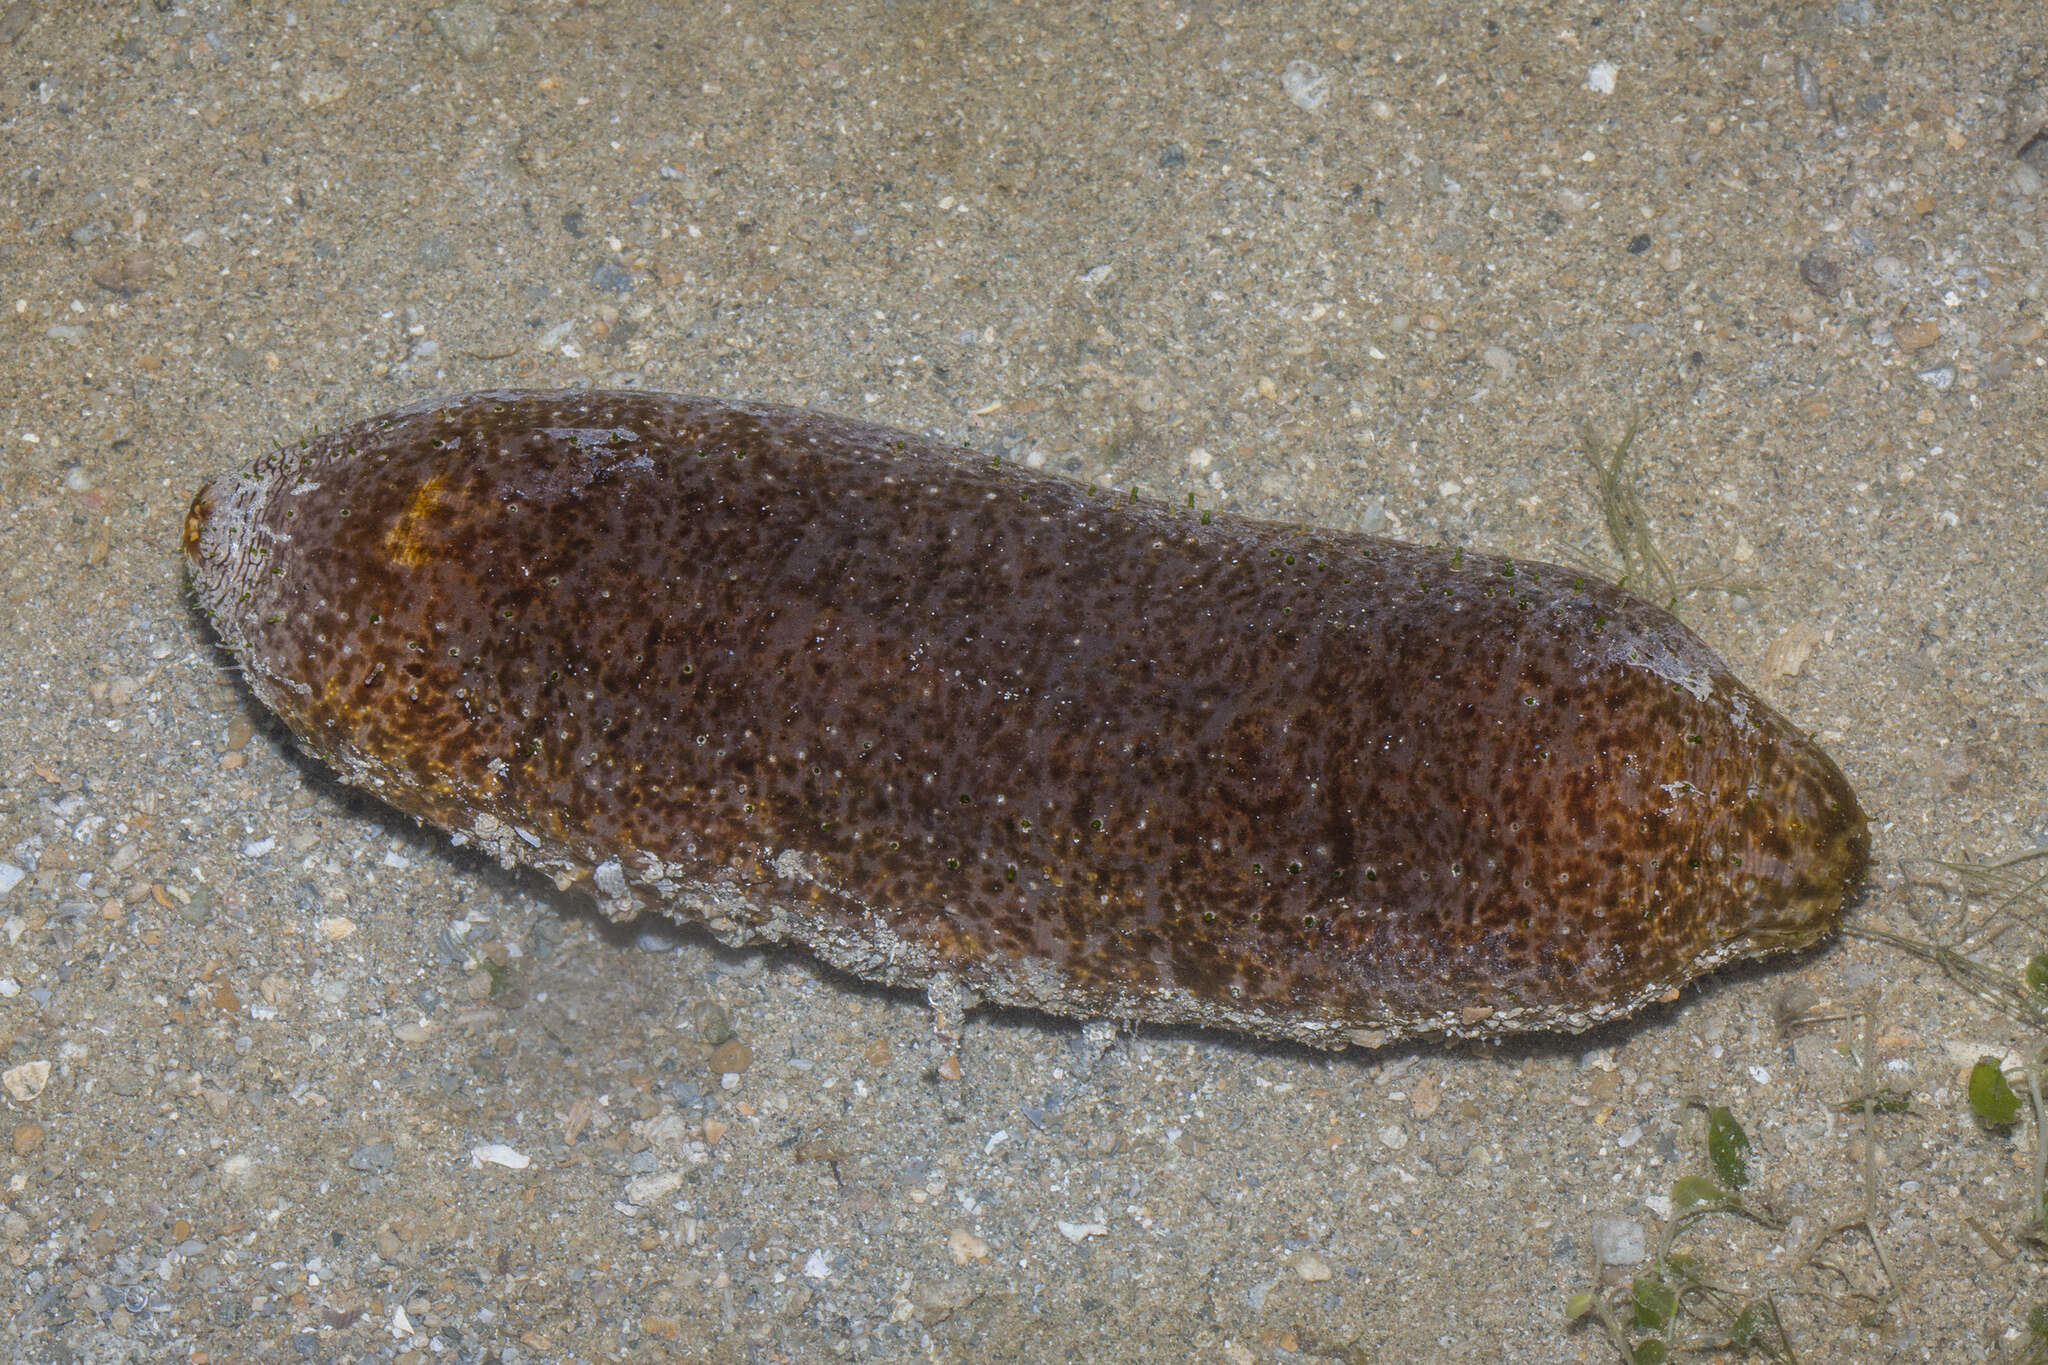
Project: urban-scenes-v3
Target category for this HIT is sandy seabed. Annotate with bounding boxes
[1,2,2045,1361]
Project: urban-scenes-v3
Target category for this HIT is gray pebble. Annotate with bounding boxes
[428,4,499,61]
[1592,1216,1647,1265]
[348,1141,395,1173]
[685,997,733,1045]
[528,915,565,952]
[1794,57,1822,111]
[1798,250,1842,298]
[1280,60,1329,114]
[634,926,682,953]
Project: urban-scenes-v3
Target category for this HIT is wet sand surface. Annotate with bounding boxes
[1,2,2044,1360]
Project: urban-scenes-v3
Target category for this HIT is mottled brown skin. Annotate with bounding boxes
[184,390,1868,1049]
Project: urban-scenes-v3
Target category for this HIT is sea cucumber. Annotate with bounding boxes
[183,389,1869,1049]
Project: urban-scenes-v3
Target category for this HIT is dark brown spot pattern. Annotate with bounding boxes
[185,390,1869,1049]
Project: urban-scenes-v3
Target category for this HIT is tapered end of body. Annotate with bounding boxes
[1754,738,1870,950]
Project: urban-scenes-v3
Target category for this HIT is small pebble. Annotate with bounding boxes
[1280,60,1329,113]
[947,1229,990,1264]
[1794,56,1822,110]
[1893,319,1941,351]
[1293,1251,1333,1281]
[348,1141,396,1174]
[470,1142,530,1170]
[1056,1218,1108,1243]
[685,998,733,1044]
[1763,623,1825,681]
[633,926,680,953]
[90,250,156,296]
[2,1061,50,1102]
[1798,250,1842,297]
[624,1170,684,1205]
[1593,1217,1647,1265]
[297,71,350,108]
[428,4,499,61]
[911,1277,978,1320]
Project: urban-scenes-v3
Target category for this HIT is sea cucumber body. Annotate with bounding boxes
[184,390,1867,1049]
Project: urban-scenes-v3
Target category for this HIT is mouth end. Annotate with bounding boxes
[1816,761,1873,910]
[1778,757,1872,941]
